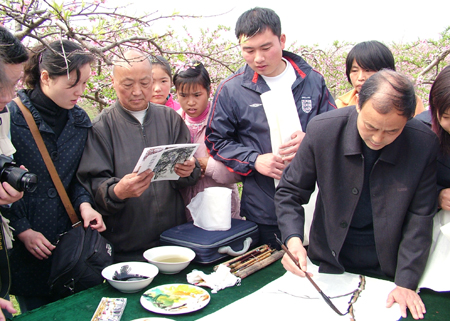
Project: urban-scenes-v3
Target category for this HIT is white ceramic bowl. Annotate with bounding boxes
[143,246,195,274]
[102,261,159,293]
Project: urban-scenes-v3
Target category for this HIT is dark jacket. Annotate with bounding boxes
[205,50,336,225]
[5,90,93,297]
[77,101,201,262]
[275,106,438,290]
[416,109,450,192]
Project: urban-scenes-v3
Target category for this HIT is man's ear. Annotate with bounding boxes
[280,34,286,50]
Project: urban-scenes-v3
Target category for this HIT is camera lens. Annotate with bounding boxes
[20,172,38,193]
[0,167,38,192]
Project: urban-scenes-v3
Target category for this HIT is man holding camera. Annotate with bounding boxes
[0,25,29,320]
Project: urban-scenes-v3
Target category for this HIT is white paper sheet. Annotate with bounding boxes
[260,88,301,187]
[198,259,401,321]
[418,210,450,291]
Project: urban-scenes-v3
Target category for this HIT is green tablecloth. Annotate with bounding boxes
[12,260,450,320]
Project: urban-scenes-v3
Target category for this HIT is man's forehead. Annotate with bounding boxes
[239,28,276,45]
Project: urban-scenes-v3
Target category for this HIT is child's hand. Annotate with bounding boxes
[174,157,196,177]
[197,157,208,177]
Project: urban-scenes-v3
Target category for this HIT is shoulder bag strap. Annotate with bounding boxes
[13,97,81,227]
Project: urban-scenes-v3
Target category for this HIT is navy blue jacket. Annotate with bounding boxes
[5,90,93,296]
[205,51,336,225]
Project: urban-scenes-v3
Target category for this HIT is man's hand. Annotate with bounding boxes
[17,228,56,260]
[254,153,285,180]
[79,202,106,232]
[278,130,305,163]
[386,286,426,319]
[174,157,196,178]
[114,170,153,200]
[0,298,16,321]
[281,237,310,277]
[438,188,450,210]
[0,182,23,205]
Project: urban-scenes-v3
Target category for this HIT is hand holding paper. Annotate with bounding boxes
[278,130,305,163]
[113,170,153,200]
[174,157,196,178]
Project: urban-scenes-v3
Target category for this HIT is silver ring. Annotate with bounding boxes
[35,246,39,251]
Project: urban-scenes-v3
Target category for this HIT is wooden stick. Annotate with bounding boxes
[231,249,275,273]
[234,250,284,279]
[228,247,271,270]
[214,245,270,271]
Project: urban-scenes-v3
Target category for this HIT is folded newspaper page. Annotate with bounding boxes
[133,143,199,181]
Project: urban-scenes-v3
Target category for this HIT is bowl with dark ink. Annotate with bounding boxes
[102,261,159,293]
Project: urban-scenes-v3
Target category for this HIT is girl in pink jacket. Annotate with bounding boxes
[174,62,241,220]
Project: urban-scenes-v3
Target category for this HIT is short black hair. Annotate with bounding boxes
[0,25,28,65]
[173,61,211,94]
[24,39,94,89]
[358,69,416,120]
[346,41,395,85]
[429,66,450,155]
[235,7,281,40]
[152,55,173,84]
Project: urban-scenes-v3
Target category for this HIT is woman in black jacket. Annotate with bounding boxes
[416,65,450,209]
[5,40,106,312]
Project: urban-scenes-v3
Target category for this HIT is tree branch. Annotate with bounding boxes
[417,48,450,78]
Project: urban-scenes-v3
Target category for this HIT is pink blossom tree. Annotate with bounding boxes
[1,0,449,114]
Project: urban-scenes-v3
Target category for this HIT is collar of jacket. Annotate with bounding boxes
[343,106,403,166]
[113,100,173,126]
[240,50,312,94]
[12,90,92,134]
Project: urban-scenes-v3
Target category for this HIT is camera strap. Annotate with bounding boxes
[13,98,81,227]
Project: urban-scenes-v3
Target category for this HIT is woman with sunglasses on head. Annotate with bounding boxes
[5,40,105,312]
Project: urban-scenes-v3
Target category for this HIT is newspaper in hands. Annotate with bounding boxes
[133,143,199,181]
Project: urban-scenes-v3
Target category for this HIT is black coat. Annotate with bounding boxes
[5,90,93,297]
[416,110,450,191]
[275,106,439,290]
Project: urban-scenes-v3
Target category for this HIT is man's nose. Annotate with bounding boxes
[132,84,143,95]
[372,131,385,143]
[254,50,264,63]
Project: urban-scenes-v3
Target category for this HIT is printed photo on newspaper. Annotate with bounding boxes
[133,143,199,181]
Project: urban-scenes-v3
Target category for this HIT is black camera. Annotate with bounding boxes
[0,155,38,192]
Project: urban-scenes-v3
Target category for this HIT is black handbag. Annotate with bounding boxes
[14,97,114,299]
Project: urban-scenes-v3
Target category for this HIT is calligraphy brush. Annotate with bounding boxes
[274,234,346,316]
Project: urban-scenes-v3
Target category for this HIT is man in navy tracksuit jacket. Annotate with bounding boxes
[205,8,336,248]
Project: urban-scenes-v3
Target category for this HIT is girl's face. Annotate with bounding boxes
[178,84,209,118]
[40,63,91,109]
[438,109,450,134]
[151,65,171,105]
[350,59,377,93]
